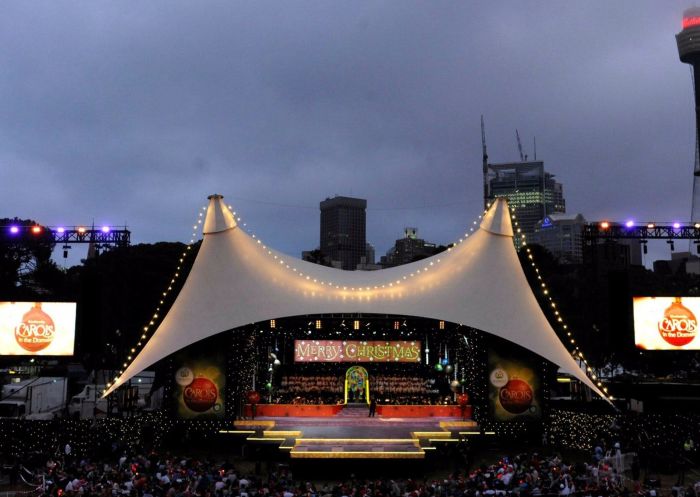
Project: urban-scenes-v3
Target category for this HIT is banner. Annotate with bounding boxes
[488,350,541,421]
[634,296,700,350]
[0,302,76,355]
[294,340,421,363]
[173,354,226,419]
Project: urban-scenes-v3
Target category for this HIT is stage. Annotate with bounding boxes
[222,404,484,459]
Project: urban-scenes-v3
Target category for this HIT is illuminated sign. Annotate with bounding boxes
[488,350,541,421]
[0,302,76,355]
[634,296,700,350]
[173,358,226,419]
[294,340,421,363]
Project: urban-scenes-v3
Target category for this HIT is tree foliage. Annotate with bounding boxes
[0,218,56,297]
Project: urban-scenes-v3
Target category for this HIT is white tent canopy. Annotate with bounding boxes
[104,195,606,400]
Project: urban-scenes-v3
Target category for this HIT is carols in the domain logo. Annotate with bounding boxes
[499,378,534,414]
[15,303,55,352]
[658,297,697,347]
[183,376,218,412]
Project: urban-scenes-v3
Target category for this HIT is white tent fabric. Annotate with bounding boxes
[104,195,606,400]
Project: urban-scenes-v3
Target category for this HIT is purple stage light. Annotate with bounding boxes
[56,227,65,233]
[674,222,681,229]
[625,220,634,228]
[9,226,19,234]
[101,226,110,233]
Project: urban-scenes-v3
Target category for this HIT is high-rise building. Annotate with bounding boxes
[364,243,375,265]
[485,160,565,247]
[319,196,367,270]
[530,214,586,264]
[381,227,438,267]
[676,7,700,222]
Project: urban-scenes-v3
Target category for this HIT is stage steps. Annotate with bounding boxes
[290,438,425,459]
[229,418,484,460]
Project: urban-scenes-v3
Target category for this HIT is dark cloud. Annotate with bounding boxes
[0,1,695,264]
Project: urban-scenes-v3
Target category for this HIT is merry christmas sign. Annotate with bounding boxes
[294,340,421,363]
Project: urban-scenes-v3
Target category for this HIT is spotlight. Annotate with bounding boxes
[101,226,110,233]
[625,220,634,228]
[56,227,65,234]
[600,221,610,229]
[9,226,19,234]
[77,227,86,234]
[673,222,681,229]
[31,226,42,234]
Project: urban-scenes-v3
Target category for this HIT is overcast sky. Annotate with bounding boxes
[1,2,697,265]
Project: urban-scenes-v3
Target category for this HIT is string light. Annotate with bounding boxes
[510,207,614,403]
[222,203,491,296]
[107,205,207,394]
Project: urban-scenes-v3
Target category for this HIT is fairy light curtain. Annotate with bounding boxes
[104,195,607,400]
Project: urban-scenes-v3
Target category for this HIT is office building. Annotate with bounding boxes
[485,160,565,247]
[319,196,367,270]
[530,214,586,264]
[381,227,439,267]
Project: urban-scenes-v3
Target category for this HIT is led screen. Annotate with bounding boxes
[0,302,76,355]
[633,296,700,350]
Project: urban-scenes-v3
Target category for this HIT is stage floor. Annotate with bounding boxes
[224,408,483,459]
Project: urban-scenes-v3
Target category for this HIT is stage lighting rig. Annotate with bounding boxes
[2,223,130,248]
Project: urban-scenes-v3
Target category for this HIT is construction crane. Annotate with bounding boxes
[516,129,525,161]
[481,116,489,209]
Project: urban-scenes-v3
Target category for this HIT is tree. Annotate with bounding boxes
[74,241,199,371]
[0,218,55,297]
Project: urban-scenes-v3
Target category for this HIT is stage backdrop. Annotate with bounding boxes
[294,340,421,363]
[488,349,541,421]
[172,349,226,419]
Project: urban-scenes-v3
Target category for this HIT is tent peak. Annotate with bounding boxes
[203,194,238,234]
[480,198,514,237]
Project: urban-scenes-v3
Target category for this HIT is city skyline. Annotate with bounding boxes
[1,2,697,263]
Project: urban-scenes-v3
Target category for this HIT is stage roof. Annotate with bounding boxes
[104,195,607,401]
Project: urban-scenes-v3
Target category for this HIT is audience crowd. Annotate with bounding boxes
[3,441,695,497]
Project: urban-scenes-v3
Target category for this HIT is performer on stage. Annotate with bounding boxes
[368,398,377,417]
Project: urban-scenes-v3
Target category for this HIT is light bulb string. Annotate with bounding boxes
[510,207,613,401]
[225,202,491,293]
[107,205,207,393]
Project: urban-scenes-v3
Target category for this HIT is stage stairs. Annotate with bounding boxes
[228,417,482,460]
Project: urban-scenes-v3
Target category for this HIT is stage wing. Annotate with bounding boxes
[104,195,607,400]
